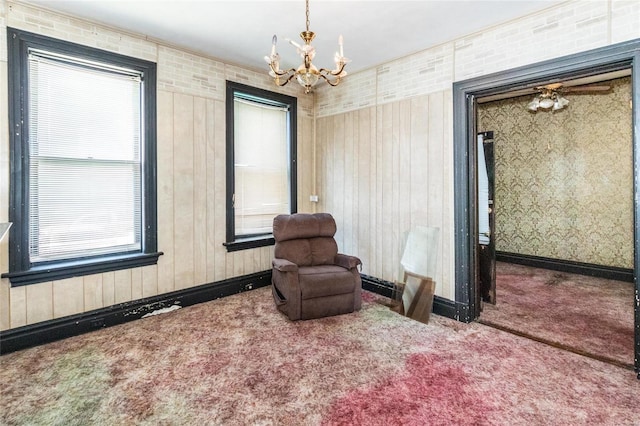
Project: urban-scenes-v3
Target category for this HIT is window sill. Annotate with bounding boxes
[224,236,275,252]
[2,252,163,286]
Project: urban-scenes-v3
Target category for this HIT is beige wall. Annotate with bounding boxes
[478,77,633,269]
[314,0,640,299]
[0,0,315,331]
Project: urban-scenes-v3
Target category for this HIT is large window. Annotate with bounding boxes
[4,28,160,286]
[225,81,297,251]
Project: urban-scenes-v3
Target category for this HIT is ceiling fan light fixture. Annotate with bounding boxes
[538,97,555,109]
[528,86,573,112]
[265,0,349,93]
[559,95,569,108]
[527,97,540,111]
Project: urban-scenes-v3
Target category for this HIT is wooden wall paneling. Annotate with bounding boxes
[442,89,455,300]
[157,90,175,294]
[242,250,252,277]
[52,278,83,319]
[251,249,260,274]
[323,116,332,221]
[297,116,307,213]
[142,265,158,298]
[173,93,195,289]
[356,109,369,270]
[427,92,446,295]
[213,100,227,282]
[374,106,384,279]
[9,285,27,328]
[258,246,265,272]
[253,246,262,273]
[232,251,244,277]
[305,115,315,214]
[258,247,265,272]
[381,103,394,281]
[0,280,9,331]
[193,96,208,286]
[205,99,217,283]
[367,107,377,278]
[83,273,103,312]
[130,267,143,300]
[296,116,304,212]
[399,99,413,271]
[102,271,115,307]
[113,269,132,304]
[343,111,355,255]
[333,115,345,249]
[316,117,327,213]
[26,282,52,324]
[350,111,360,258]
[410,96,429,228]
[391,102,401,280]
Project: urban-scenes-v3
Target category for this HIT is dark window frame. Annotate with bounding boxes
[224,81,297,252]
[3,28,161,286]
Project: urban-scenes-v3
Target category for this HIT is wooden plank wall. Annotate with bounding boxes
[316,91,455,300]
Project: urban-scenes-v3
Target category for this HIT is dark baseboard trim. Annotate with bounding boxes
[361,274,459,321]
[361,274,395,298]
[0,271,272,355]
[496,252,634,282]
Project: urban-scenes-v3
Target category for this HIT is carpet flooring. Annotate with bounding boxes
[1,287,639,425]
[480,262,635,368]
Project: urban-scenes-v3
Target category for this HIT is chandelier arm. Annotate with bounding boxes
[275,72,298,87]
[317,73,342,87]
[269,62,297,77]
[318,62,346,77]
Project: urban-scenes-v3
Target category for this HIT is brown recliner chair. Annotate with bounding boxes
[271,213,362,320]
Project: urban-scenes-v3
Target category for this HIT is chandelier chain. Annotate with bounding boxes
[305,0,310,32]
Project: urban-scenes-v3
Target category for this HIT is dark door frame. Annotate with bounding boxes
[452,38,640,377]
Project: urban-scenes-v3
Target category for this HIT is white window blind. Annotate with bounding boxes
[233,96,290,236]
[28,50,143,262]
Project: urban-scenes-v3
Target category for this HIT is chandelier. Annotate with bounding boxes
[527,88,569,112]
[264,0,349,94]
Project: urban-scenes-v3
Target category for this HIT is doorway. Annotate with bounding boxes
[474,76,634,368]
[451,39,640,377]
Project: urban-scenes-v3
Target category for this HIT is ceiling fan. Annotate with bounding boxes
[527,82,611,112]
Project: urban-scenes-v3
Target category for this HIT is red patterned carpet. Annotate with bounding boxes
[1,286,639,425]
[480,262,635,368]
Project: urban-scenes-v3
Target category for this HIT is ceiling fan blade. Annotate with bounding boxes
[543,82,563,90]
[560,85,611,92]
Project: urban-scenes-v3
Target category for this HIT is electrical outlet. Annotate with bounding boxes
[310,195,319,202]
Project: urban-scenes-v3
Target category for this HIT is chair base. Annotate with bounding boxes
[272,284,359,321]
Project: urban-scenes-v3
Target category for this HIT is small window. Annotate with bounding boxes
[4,28,161,286]
[225,81,297,251]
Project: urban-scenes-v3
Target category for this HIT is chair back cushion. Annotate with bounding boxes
[273,213,338,266]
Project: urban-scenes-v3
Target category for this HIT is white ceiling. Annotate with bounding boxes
[23,0,564,75]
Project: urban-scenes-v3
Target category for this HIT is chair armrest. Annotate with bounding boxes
[272,258,298,272]
[334,253,362,270]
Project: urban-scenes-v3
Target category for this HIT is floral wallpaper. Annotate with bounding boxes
[478,77,632,269]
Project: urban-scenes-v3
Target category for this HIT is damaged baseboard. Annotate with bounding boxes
[0,271,272,355]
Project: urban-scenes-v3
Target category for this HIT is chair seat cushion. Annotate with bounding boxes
[298,265,355,300]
